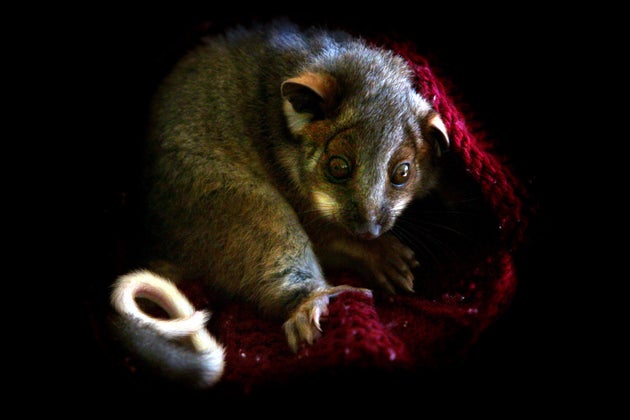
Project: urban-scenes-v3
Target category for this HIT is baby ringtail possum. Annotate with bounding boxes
[110,19,449,388]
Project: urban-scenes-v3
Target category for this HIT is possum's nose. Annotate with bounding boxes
[353,201,383,239]
[355,221,382,240]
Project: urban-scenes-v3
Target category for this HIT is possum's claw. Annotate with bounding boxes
[282,285,372,352]
[361,234,419,294]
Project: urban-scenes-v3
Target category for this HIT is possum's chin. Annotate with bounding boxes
[310,190,397,239]
[346,217,396,241]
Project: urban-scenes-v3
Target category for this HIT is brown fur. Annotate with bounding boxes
[111,19,449,387]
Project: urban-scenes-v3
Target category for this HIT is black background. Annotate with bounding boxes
[67,7,557,406]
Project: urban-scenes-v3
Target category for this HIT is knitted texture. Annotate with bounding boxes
[392,40,528,249]
[102,37,529,395]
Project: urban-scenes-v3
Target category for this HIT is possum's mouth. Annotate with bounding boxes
[352,222,383,240]
[346,212,394,240]
[311,190,393,240]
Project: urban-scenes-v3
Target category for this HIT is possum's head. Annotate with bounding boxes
[280,50,449,239]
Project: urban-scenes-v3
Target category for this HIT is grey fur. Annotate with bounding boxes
[114,19,449,387]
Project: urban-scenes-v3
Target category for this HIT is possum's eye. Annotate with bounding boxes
[327,156,351,180]
[391,162,411,186]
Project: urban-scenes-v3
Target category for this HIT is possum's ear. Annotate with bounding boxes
[281,72,337,134]
[424,111,450,157]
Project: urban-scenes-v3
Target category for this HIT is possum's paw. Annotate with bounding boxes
[282,285,372,352]
[363,233,420,294]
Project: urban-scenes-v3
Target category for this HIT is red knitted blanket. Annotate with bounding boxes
[93,34,529,396]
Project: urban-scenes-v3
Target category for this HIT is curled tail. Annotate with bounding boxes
[109,270,225,388]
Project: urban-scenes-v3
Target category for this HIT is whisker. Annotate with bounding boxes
[392,213,480,266]
[390,222,443,267]
[297,207,337,231]
[412,220,477,243]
